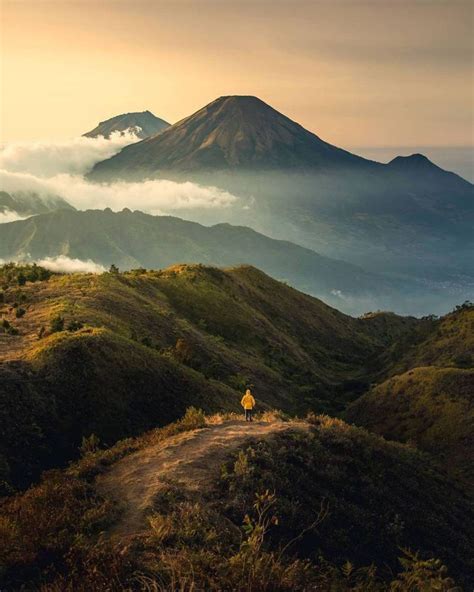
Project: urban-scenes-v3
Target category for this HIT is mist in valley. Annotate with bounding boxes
[1,130,473,318]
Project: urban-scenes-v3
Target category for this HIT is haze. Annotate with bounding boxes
[1,0,473,150]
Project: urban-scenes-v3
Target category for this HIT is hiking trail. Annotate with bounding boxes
[98,420,309,538]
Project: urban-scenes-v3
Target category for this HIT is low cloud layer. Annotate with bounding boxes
[0,130,140,177]
[0,170,236,214]
[0,210,28,224]
[36,255,106,274]
[0,131,238,214]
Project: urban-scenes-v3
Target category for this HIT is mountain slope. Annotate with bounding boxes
[346,304,474,487]
[1,414,473,590]
[0,208,405,315]
[88,96,375,178]
[83,110,170,139]
[0,263,423,490]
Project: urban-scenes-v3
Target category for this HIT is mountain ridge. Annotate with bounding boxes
[0,261,424,491]
[0,207,408,315]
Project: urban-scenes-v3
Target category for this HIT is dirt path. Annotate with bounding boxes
[98,420,308,538]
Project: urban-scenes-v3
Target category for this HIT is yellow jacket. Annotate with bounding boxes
[241,393,256,410]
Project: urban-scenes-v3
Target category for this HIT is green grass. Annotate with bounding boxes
[1,264,471,500]
[346,366,474,487]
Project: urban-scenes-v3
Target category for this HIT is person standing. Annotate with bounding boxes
[241,389,256,422]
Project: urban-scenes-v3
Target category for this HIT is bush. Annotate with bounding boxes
[50,315,64,333]
[453,352,472,368]
[140,336,153,348]
[15,307,26,318]
[179,407,206,431]
[67,320,84,332]
[79,434,101,456]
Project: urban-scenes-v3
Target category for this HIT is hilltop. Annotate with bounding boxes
[0,262,425,491]
[1,412,473,590]
[83,110,170,140]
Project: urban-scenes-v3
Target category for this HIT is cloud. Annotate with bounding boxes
[0,130,140,177]
[0,170,236,213]
[0,210,29,224]
[0,131,238,214]
[35,255,106,274]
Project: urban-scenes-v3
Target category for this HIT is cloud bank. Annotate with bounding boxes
[0,170,236,214]
[0,210,28,224]
[0,255,106,274]
[0,131,238,214]
[36,255,106,274]
[0,130,140,177]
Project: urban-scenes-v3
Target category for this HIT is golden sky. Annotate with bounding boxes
[1,0,473,146]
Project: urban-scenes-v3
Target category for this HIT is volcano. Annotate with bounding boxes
[83,110,170,140]
[89,96,375,179]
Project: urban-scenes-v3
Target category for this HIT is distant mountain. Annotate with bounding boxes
[86,97,473,296]
[0,208,406,315]
[88,96,375,178]
[83,110,170,140]
[0,190,74,218]
[386,152,472,192]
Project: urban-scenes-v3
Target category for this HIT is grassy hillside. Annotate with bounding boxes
[0,207,403,316]
[0,263,422,492]
[1,413,472,591]
[346,304,474,486]
[346,367,473,485]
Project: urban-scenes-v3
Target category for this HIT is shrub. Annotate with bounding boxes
[15,307,26,318]
[453,352,472,368]
[140,336,153,347]
[50,315,64,333]
[179,407,206,431]
[390,550,460,592]
[79,434,101,456]
[67,320,84,332]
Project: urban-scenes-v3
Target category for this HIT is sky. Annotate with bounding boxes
[1,0,473,148]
